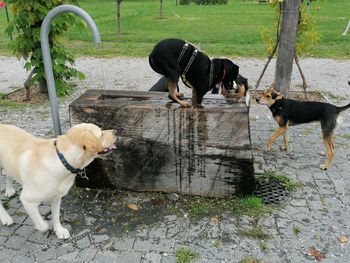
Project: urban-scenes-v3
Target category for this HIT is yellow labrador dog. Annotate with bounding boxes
[0,123,117,239]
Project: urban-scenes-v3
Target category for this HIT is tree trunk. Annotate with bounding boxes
[160,0,163,18]
[274,0,300,97]
[23,68,35,100]
[39,79,48,94]
[116,0,121,35]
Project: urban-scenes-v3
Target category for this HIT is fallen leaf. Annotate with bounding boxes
[338,236,349,244]
[127,203,140,211]
[211,216,220,224]
[308,246,325,261]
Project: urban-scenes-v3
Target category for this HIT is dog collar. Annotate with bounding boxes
[54,141,84,174]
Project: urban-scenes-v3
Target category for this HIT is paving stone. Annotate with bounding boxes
[4,235,26,250]
[113,237,135,250]
[76,236,91,249]
[161,254,176,263]
[34,247,57,262]
[0,225,16,236]
[56,244,76,258]
[118,250,142,263]
[27,230,50,244]
[10,252,34,263]
[148,226,167,239]
[57,251,79,261]
[135,226,149,238]
[77,248,98,262]
[0,236,7,243]
[133,239,153,252]
[94,251,119,263]
[141,252,162,263]
[290,199,308,207]
[0,248,15,261]
[93,234,110,244]
[15,225,35,237]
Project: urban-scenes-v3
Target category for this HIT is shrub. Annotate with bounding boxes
[5,0,85,96]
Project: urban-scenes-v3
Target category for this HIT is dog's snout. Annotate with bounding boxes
[256,98,260,103]
[114,127,123,134]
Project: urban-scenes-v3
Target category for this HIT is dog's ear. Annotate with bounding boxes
[271,91,278,99]
[270,83,277,90]
[237,74,249,94]
[80,131,103,153]
[271,91,283,100]
[222,59,239,81]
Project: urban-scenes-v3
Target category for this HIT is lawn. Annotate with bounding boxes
[0,0,349,58]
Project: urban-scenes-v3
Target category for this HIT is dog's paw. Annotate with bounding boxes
[280,145,288,151]
[35,221,50,232]
[180,101,191,107]
[55,226,71,239]
[319,164,328,170]
[0,213,13,226]
[5,188,16,198]
[176,92,184,98]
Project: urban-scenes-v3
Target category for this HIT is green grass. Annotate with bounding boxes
[0,0,349,58]
[239,257,261,263]
[183,195,270,220]
[176,248,199,263]
[239,225,272,240]
[257,170,302,191]
[0,96,29,111]
[339,134,350,140]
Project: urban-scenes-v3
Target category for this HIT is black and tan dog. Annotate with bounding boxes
[256,85,350,170]
[149,38,248,107]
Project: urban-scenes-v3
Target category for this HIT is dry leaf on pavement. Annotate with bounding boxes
[337,236,349,244]
[127,203,140,211]
[308,246,325,261]
[211,216,220,224]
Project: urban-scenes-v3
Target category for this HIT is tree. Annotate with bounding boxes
[258,0,319,98]
[160,0,163,18]
[116,0,123,35]
[274,0,301,97]
[5,0,84,98]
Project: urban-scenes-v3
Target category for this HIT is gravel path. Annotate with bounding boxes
[1,56,350,97]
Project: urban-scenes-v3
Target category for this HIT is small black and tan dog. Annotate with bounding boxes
[256,85,350,170]
[149,38,248,107]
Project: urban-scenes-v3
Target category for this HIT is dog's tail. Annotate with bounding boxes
[337,81,350,112]
[338,102,350,112]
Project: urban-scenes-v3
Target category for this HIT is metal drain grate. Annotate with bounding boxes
[254,179,290,204]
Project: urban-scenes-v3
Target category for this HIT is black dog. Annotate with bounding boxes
[256,85,350,170]
[149,38,248,107]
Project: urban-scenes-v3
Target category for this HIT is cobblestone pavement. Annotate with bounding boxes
[0,57,350,262]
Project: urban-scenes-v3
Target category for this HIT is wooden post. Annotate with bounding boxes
[274,0,300,97]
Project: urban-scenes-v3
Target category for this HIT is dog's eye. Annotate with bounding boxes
[266,95,271,98]
[83,145,86,150]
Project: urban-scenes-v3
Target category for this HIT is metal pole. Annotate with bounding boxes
[40,4,101,136]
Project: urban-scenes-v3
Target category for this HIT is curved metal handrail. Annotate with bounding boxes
[40,4,101,136]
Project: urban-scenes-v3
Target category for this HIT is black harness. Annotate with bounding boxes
[177,42,199,89]
[177,41,216,89]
